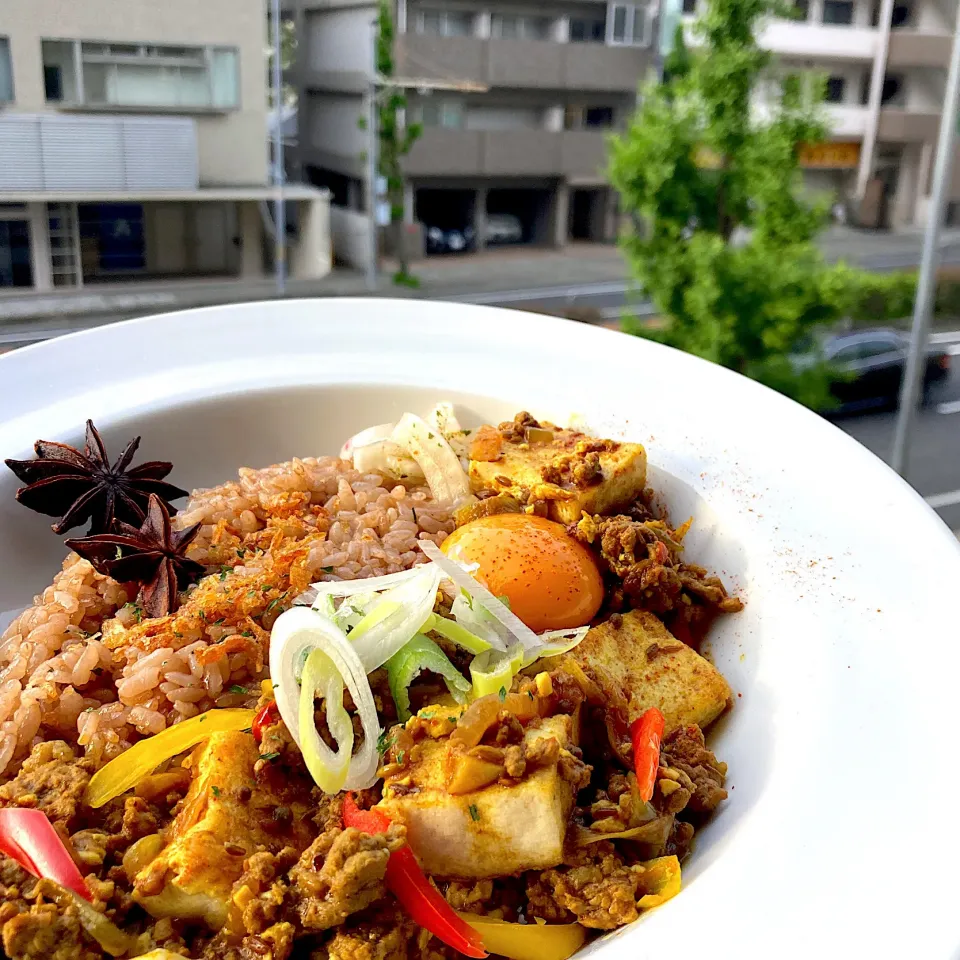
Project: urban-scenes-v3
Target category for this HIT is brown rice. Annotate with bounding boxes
[0,455,454,774]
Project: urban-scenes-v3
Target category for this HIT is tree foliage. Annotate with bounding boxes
[374,0,422,286]
[608,0,916,408]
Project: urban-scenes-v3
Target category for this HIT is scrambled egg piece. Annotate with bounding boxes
[134,731,312,930]
[469,426,647,525]
[377,715,577,878]
[568,609,731,734]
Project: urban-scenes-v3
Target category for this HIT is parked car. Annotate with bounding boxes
[425,225,475,255]
[484,213,523,245]
[795,329,951,412]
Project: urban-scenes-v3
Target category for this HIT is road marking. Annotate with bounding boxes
[926,489,960,509]
[936,400,960,415]
[931,331,960,345]
[451,281,629,305]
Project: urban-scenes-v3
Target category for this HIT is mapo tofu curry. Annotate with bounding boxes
[0,405,741,960]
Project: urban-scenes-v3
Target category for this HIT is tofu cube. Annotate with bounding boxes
[377,715,577,879]
[469,426,647,525]
[569,610,731,734]
[134,731,312,930]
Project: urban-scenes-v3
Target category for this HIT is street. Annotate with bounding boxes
[836,356,960,532]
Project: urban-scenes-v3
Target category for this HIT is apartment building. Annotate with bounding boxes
[0,0,329,293]
[290,0,658,256]
[737,0,960,227]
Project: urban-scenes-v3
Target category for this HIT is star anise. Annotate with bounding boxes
[66,495,205,619]
[5,419,188,535]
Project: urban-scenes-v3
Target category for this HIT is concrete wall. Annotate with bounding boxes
[0,0,268,186]
[305,6,373,72]
[305,92,366,155]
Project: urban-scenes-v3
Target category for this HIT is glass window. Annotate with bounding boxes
[0,220,33,288]
[585,106,615,127]
[492,14,520,38]
[0,38,12,102]
[417,9,472,36]
[825,76,846,103]
[682,0,697,12]
[793,0,810,19]
[860,339,900,358]
[570,17,607,41]
[41,39,239,110]
[880,73,904,105]
[822,0,854,23]
[419,99,463,128]
[612,5,629,41]
[609,4,652,46]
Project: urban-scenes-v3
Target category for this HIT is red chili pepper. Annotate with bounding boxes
[343,794,487,958]
[0,809,91,901]
[653,541,670,564]
[629,707,666,804]
[251,700,280,743]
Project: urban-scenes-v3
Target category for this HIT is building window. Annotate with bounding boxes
[570,16,607,42]
[0,37,13,102]
[0,220,33,288]
[822,0,854,23]
[609,3,654,46]
[78,203,146,276]
[415,9,474,37]
[682,0,697,13]
[417,99,464,128]
[825,76,846,103]
[880,73,904,105]
[491,14,549,40]
[585,106,615,127]
[41,39,239,110]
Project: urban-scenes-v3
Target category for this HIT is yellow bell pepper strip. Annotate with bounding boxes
[636,855,682,909]
[85,708,255,808]
[386,633,471,722]
[457,914,587,960]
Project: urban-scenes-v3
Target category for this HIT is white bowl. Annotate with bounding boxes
[2,299,959,959]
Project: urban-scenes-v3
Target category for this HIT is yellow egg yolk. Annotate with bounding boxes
[441,513,604,633]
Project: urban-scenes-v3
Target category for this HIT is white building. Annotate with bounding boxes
[0,0,330,293]
[689,0,960,227]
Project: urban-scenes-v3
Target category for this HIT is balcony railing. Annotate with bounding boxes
[396,34,651,92]
[0,114,199,193]
[405,128,609,178]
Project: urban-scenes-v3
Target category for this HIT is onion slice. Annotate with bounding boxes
[269,607,380,792]
[347,564,443,672]
[296,567,425,606]
[419,541,541,650]
[340,423,395,460]
[299,648,353,794]
[521,626,590,667]
[391,413,472,504]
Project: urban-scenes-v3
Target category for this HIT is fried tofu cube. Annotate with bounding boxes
[469,425,647,525]
[377,715,577,879]
[569,610,731,734]
[134,731,312,930]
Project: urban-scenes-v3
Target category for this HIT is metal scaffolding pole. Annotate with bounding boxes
[271,0,287,296]
[890,0,960,476]
[366,18,379,292]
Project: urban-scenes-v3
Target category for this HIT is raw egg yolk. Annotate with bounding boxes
[441,513,604,633]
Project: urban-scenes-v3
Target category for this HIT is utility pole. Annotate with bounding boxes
[271,0,287,296]
[890,1,960,476]
[366,17,379,292]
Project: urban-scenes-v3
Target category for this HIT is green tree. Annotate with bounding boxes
[367,0,423,287]
[609,0,915,408]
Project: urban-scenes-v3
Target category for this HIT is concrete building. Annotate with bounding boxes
[728,0,960,228]
[290,1,658,257]
[0,0,330,293]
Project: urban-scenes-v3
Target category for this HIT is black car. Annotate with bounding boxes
[811,329,951,411]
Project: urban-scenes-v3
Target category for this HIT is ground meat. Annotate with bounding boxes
[231,848,299,938]
[539,853,640,929]
[1,901,100,960]
[503,745,525,779]
[524,876,574,923]
[289,825,405,931]
[0,741,92,831]
[661,725,728,815]
[498,411,541,443]
[201,922,295,960]
[572,514,742,628]
[69,829,110,868]
[443,879,494,913]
